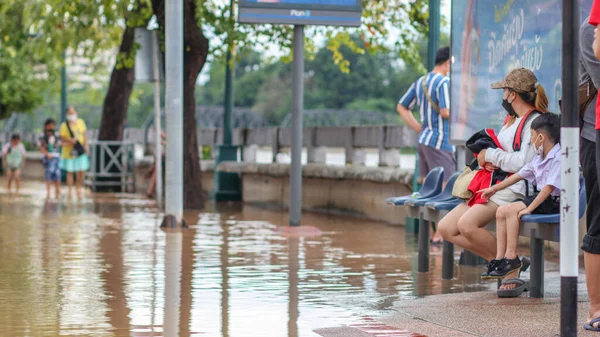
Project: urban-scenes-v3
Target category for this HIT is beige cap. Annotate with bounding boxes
[490,68,538,93]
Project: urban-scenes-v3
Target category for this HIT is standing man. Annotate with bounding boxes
[397,46,455,184]
[580,11,600,331]
[397,46,455,244]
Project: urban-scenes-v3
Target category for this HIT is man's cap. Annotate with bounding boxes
[490,68,538,93]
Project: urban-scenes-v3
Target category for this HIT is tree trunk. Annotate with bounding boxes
[97,26,136,141]
[152,0,207,209]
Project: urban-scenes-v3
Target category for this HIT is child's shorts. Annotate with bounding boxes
[43,157,61,182]
[520,193,560,214]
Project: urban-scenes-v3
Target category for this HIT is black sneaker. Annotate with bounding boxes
[489,257,523,278]
[481,259,501,280]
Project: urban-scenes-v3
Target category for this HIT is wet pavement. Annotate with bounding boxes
[0,179,497,337]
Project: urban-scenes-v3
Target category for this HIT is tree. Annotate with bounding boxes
[151,0,208,209]
[98,0,153,141]
[0,0,130,117]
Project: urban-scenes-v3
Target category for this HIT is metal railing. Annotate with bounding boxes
[12,124,418,166]
[85,141,136,192]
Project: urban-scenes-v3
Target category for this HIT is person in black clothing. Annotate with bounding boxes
[580,18,600,331]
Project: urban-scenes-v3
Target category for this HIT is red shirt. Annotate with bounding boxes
[591,0,600,25]
[597,98,600,130]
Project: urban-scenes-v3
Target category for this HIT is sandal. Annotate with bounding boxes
[584,317,600,331]
[497,278,529,298]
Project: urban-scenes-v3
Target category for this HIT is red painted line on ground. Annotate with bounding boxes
[348,317,427,337]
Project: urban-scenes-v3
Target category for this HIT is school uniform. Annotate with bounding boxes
[517,144,562,214]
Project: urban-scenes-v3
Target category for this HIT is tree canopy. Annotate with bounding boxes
[0,0,136,116]
[1,0,433,118]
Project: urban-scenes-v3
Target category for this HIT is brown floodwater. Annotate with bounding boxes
[0,180,492,337]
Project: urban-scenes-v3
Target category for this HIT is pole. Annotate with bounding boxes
[560,0,579,336]
[60,51,68,122]
[427,0,441,71]
[212,0,241,202]
[289,25,304,227]
[163,0,184,225]
[152,30,163,210]
[223,0,234,147]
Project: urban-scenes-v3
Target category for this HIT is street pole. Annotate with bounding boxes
[289,25,304,227]
[60,51,68,122]
[152,30,163,210]
[213,0,242,201]
[427,0,441,71]
[560,0,579,336]
[161,0,185,227]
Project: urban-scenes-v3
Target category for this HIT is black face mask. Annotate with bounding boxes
[502,98,517,117]
[46,129,55,134]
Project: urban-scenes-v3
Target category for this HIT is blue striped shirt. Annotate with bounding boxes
[399,73,454,152]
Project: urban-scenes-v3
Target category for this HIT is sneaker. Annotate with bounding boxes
[489,257,523,278]
[481,259,502,280]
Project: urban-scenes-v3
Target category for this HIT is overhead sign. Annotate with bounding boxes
[238,0,362,27]
[450,0,593,143]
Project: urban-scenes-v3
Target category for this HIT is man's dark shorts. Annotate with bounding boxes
[581,131,600,254]
[417,143,456,182]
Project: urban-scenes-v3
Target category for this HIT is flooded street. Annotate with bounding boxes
[0,180,491,337]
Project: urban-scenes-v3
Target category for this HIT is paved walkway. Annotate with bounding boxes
[316,262,597,337]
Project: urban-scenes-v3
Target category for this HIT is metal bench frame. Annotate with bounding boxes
[416,204,560,298]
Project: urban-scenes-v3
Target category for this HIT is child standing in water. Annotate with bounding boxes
[2,134,27,194]
[38,118,62,199]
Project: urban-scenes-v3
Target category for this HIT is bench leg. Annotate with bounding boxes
[442,241,454,280]
[418,212,430,273]
[530,235,545,298]
[460,250,483,266]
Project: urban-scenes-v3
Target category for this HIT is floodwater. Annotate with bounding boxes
[0,180,490,337]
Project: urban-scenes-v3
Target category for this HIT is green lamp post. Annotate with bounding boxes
[213,0,242,201]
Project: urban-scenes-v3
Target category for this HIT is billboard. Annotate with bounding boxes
[450,0,593,143]
[238,0,362,26]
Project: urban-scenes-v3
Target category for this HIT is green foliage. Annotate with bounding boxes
[344,98,397,112]
[0,0,139,116]
[198,0,431,72]
[201,146,212,160]
[197,31,450,125]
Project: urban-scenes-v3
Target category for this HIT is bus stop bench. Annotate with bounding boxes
[422,176,586,298]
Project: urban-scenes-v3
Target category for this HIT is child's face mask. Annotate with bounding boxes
[533,134,544,156]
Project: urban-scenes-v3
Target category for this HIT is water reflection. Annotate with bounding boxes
[288,237,299,337]
[0,180,494,336]
[221,217,230,337]
[164,232,182,337]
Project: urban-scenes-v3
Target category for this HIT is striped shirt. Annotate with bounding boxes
[398,72,454,152]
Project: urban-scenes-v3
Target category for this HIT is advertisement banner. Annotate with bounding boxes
[450,0,593,143]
